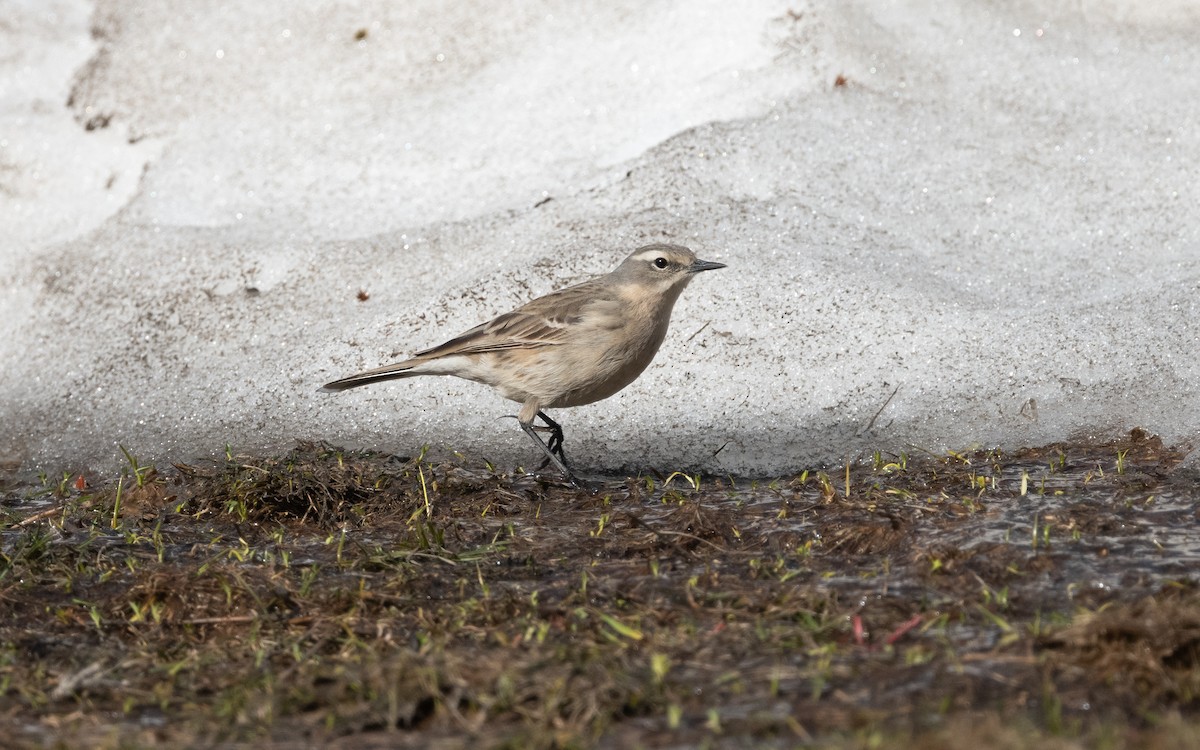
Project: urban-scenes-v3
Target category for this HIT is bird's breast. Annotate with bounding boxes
[543,302,675,408]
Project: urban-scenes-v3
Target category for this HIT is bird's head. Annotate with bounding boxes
[612,243,726,298]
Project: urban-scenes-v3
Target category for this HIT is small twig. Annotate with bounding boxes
[183,614,258,626]
[51,661,107,700]
[686,320,711,342]
[13,506,63,528]
[400,551,462,566]
[883,614,924,645]
[860,383,902,435]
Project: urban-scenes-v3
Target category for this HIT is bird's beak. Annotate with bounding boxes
[688,258,726,274]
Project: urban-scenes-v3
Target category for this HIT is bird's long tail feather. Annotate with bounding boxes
[319,362,420,392]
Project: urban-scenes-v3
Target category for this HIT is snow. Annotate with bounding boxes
[2,0,1198,477]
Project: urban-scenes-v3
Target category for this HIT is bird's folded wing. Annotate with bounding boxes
[414,284,603,358]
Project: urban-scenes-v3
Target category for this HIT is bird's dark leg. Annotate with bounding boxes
[536,411,570,469]
[519,411,576,483]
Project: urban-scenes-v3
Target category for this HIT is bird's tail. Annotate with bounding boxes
[319,360,422,392]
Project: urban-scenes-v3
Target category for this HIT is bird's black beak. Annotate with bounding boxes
[688,258,726,274]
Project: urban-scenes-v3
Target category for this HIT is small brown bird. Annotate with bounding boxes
[321,243,725,481]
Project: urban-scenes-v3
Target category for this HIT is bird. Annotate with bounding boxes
[321,243,725,482]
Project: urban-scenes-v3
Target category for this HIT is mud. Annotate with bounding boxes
[1,429,1197,748]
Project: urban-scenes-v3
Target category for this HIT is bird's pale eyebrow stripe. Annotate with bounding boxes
[632,249,666,262]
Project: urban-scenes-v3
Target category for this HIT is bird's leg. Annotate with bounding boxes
[519,413,576,484]
[536,410,570,468]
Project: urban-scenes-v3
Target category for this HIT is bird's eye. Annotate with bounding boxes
[653,257,669,269]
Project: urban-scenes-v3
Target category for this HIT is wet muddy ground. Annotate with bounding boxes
[2,429,1198,748]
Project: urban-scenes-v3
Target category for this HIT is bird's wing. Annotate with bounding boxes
[413,281,608,358]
